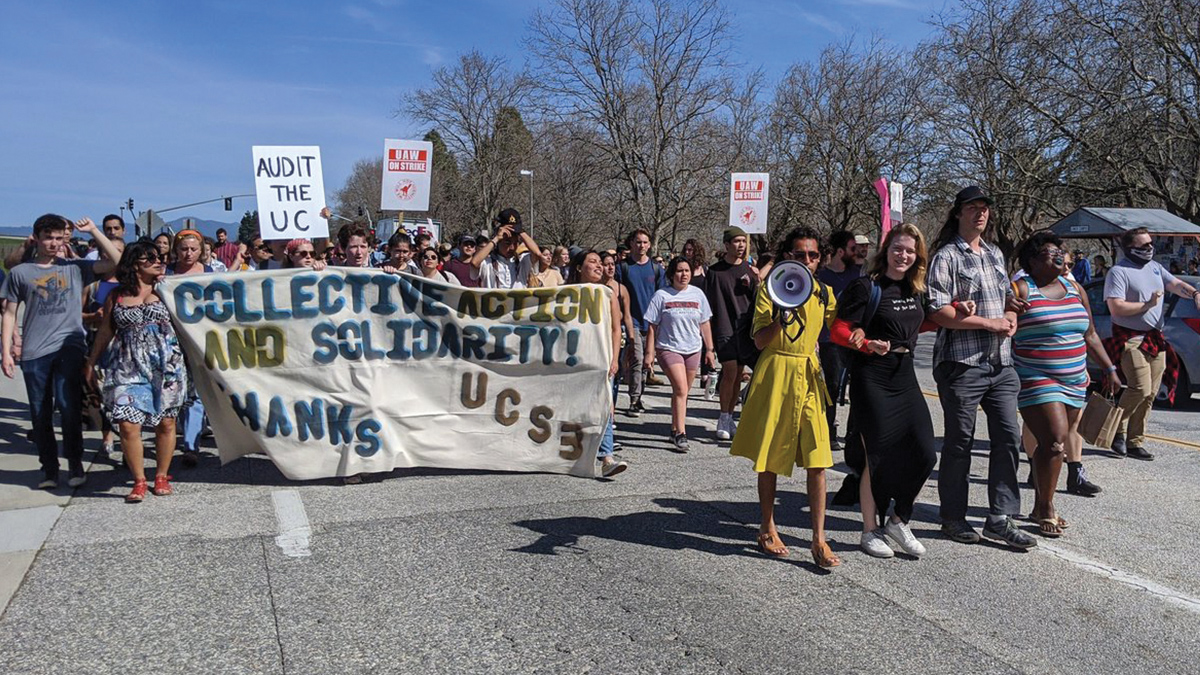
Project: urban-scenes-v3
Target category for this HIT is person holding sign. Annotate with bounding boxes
[166,230,214,468]
[730,228,841,568]
[643,257,716,452]
[84,239,190,502]
[567,250,627,478]
[469,208,541,289]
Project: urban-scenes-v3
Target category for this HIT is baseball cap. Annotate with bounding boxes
[954,185,993,207]
[458,234,477,246]
[495,208,522,227]
[854,235,870,246]
[723,226,748,243]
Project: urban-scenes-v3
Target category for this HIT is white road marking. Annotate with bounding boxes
[271,490,312,558]
[1036,541,1200,615]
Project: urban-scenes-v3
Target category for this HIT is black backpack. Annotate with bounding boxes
[734,279,830,369]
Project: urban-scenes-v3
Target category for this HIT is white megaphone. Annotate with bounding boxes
[766,259,815,327]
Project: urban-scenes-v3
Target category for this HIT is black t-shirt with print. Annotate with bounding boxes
[836,275,925,351]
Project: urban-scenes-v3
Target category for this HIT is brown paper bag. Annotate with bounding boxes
[1078,392,1122,448]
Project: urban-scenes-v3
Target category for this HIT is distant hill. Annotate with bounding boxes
[0,216,239,242]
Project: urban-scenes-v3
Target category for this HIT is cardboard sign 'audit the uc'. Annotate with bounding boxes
[252,145,329,241]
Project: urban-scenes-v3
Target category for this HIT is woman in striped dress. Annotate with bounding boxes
[1013,231,1121,536]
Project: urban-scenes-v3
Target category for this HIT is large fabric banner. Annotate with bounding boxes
[159,270,612,479]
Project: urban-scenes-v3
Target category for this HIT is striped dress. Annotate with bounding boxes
[1013,277,1091,408]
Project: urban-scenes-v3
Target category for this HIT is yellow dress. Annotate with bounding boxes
[730,282,836,476]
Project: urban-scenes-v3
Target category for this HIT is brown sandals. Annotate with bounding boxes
[756,531,789,558]
[811,541,842,568]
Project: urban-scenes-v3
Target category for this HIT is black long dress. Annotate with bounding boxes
[837,276,936,526]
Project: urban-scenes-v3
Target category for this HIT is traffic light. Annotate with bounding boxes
[126,198,134,211]
[224,197,233,211]
[357,206,365,217]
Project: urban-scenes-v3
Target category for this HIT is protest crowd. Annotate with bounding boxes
[3,184,1199,568]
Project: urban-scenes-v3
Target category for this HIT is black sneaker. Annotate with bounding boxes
[671,433,689,453]
[1127,446,1154,461]
[627,400,644,418]
[1111,432,1127,457]
[1067,465,1102,497]
[982,517,1038,550]
[940,520,981,544]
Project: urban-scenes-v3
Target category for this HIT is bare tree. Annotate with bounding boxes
[528,0,750,249]
[401,51,532,227]
[332,156,383,222]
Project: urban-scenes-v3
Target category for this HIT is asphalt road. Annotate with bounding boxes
[1,334,1198,674]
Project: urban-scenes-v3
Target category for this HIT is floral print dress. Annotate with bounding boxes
[103,301,189,426]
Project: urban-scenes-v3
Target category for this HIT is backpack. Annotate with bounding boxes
[617,259,665,291]
[735,278,830,369]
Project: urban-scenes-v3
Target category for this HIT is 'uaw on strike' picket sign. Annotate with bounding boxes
[252,146,329,240]
[381,139,433,211]
[159,270,611,479]
[728,172,770,234]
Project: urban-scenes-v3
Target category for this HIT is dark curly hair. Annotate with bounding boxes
[1016,229,1063,276]
[115,238,161,299]
[774,227,822,263]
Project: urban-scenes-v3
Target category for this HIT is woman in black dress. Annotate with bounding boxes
[830,224,938,559]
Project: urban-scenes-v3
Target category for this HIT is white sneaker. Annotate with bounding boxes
[67,475,86,488]
[860,529,894,558]
[884,519,926,558]
[715,414,731,441]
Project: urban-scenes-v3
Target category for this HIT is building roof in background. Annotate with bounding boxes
[1050,208,1200,238]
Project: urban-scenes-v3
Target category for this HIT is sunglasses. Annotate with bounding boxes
[789,250,822,261]
[294,250,315,258]
[137,253,163,264]
[254,243,270,251]
[422,254,439,261]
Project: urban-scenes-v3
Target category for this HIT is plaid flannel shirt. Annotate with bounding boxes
[926,236,1013,368]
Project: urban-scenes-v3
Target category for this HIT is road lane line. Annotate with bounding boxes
[271,490,312,558]
[1036,541,1200,616]
[919,389,1199,451]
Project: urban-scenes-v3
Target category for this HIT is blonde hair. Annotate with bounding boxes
[173,229,203,251]
[866,223,928,294]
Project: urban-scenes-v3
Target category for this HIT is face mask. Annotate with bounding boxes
[1124,245,1154,266]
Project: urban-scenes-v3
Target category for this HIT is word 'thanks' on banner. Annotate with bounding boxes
[252,146,329,241]
[729,172,769,234]
[381,139,433,212]
[159,269,612,480]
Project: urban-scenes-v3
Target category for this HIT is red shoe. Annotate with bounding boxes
[126,479,148,503]
[152,474,173,496]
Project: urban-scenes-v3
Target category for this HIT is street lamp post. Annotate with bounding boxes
[519,169,533,236]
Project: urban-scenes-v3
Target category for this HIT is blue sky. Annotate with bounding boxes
[0,0,946,230]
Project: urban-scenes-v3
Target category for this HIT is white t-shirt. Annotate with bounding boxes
[472,252,534,289]
[643,285,713,354]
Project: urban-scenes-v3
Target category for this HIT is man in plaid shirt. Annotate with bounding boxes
[926,186,1036,550]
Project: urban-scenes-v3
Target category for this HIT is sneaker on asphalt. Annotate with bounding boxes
[884,520,926,557]
[671,433,690,453]
[982,517,1038,550]
[67,475,86,488]
[37,478,57,490]
[1110,432,1127,456]
[860,529,894,558]
[1127,446,1154,461]
[715,414,731,441]
[627,400,644,418]
[601,459,628,478]
[940,520,981,544]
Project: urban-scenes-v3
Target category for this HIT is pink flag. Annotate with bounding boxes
[873,177,891,239]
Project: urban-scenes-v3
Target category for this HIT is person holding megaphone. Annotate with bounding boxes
[730,227,842,568]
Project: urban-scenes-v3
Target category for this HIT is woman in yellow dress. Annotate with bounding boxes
[730,227,841,568]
